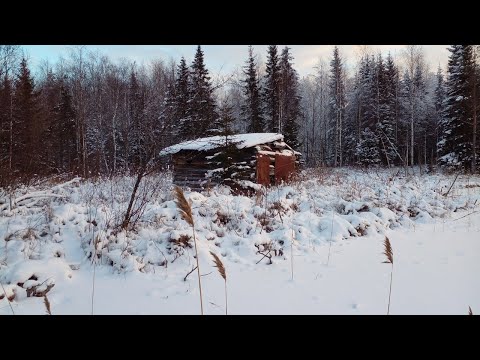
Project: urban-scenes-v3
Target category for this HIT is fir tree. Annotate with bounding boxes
[328,46,346,166]
[39,68,60,173]
[13,58,40,176]
[51,77,76,173]
[434,66,446,164]
[209,98,237,185]
[356,127,380,166]
[189,46,217,137]
[173,57,192,141]
[217,98,236,141]
[378,53,399,166]
[263,45,281,133]
[279,47,301,149]
[242,46,265,133]
[439,45,475,169]
[0,74,13,171]
[128,69,146,168]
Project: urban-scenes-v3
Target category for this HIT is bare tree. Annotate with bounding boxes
[402,45,424,168]
[472,46,479,173]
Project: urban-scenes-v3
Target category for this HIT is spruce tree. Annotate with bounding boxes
[0,75,13,172]
[439,45,475,169]
[343,65,362,165]
[173,57,192,141]
[189,46,217,137]
[39,69,60,173]
[217,98,236,143]
[434,66,446,165]
[13,58,40,176]
[242,46,265,133]
[263,45,281,133]
[356,127,380,167]
[128,69,147,168]
[379,53,399,166]
[279,47,301,149]
[50,77,76,173]
[328,46,346,166]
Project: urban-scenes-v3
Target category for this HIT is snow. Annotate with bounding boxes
[1,168,479,314]
[159,133,284,156]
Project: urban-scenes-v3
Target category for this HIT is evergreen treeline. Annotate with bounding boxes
[1,45,479,184]
[300,45,480,173]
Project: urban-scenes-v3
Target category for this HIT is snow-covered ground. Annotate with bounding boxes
[1,168,479,315]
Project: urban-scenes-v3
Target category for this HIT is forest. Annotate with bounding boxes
[0,44,479,185]
[1,45,479,315]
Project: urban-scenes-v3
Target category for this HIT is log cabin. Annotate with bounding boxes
[159,133,301,191]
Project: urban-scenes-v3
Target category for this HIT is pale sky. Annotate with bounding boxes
[22,45,449,78]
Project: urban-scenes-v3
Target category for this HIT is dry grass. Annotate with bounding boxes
[174,186,204,315]
[383,236,394,264]
[210,251,227,315]
[210,251,226,280]
[382,236,394,315]
[255,189,263,206]
[22,227,37,241]
[1,283,15,315]
[291,229,295,281]
[173,186,193,226]
[327,210,335,266]
[44,295,52,315]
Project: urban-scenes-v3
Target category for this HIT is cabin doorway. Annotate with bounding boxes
[256,153,296,186]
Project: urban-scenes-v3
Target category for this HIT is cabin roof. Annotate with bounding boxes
[159,133,285,156]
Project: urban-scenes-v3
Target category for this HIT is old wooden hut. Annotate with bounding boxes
[159,133,301,190]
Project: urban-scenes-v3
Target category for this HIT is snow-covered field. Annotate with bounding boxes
[1,168,479,315]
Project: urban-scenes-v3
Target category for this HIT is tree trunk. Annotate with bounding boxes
[472,69,477,174]
[112,95,119,174]
[122,170,144,230]
[410,106,414,168]
[424,132,427,169]
[9,92,13,171]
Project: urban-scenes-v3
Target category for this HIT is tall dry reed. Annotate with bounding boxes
[382,236,394,315]
[174,186,204,315]
[210,251,227,315]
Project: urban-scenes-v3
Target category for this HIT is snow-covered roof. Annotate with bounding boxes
[159,133,285,156]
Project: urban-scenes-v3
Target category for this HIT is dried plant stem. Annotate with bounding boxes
[1,282,15,315]
[382,236,394,315]
[44,295,52,315]
[192,225,204,315]
[443,174,459,197]
[452,210,480,222]
[91,258,96,315]
[327,210,334,266]
[91,232,98,316]
[184,265,198,282]
[387,263,393,315]
[210,251,227,315]
[291,229,294,281]
[469,306,473,315]
[174,186,203,315]
[224,280,228,316]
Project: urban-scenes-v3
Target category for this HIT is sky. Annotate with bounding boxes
[22,45,449,78]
